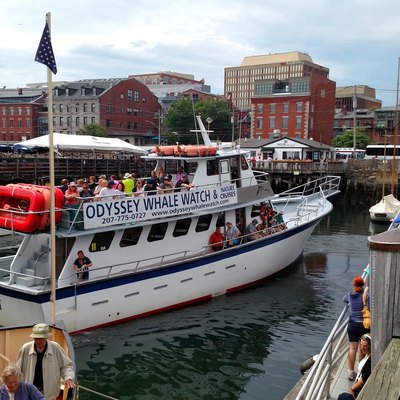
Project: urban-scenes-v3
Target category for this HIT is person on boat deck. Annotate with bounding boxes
[79,182,93,203]
[338,334,372,399]
[73,250,93,281]
[98,180,117,201]
[256,220,269,237]
[175,173,194,191]
[245,219,260,241]
[176,165,185,182]
[225,222,241,247]
[57,178,69,194]
[76,178,85,194]
[122,173,135,197]
[159,175,174,194]
[209,226,225,251]
[64,182,80,222]
[156,166,166,183]
[134,179,144,197]
[343,276,370,380]
[274,211,286,230]
[88,175,97,193]
[0,364,44,400]
[143,178,159,195]
[16,324,75,400]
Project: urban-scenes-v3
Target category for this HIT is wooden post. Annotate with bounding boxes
[368,228,400,366]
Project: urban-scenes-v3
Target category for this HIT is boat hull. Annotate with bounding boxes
[0,218,319,333]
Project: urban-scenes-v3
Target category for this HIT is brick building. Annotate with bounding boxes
[0,88,47,142]
[228,52,336,143]
[53,78,161,145]
[335,85,381,112]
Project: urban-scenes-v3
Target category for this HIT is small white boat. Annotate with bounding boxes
[0,116,341,333]
[369,194,400,223]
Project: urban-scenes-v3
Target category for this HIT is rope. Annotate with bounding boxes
[78,384,119,400]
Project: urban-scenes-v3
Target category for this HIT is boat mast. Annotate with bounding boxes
[391,57,400,195]
[45,12,57,324]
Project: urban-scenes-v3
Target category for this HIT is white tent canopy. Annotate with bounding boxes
[15,133,147,155]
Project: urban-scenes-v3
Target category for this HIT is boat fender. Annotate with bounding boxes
[300,354,318,375]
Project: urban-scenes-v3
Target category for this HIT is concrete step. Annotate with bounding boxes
[15,275,35,287]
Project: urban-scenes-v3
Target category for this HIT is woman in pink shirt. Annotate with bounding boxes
[64,182,80,223]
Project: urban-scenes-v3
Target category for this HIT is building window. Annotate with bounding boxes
[91,103,96,112]
[296,116,302,129]
[84,117,88,126]
[321,89,326,98]
[91,117,95,124]
[66,104,71,112]
[1,108,5,116]
[17,119,22,127]
[17,107,22,115]
[134,90,140,102]
[106,105,112,113]
[106,119,111,127]
[257,117,263,129]
[26,108,31,116]
[76,116,80,127]
[9,120,14,127]
[67,117,71,126]
[257,104,263,113]
[1,119,6,128]
[269,117,275,129]
[26,119,30,128]
[127,108,132,115]
[83,103,88,112]
[282,117,288,129]
[59,104,63,113]
[292,81,309,93]
[10,108,14,116]
[75,104,80,112]
[127,90,133,101]
[134,109,139,116]
[283,103,289,113]
[296,102,303,112]
[270,104,276,113]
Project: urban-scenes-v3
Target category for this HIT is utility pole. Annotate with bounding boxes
[352,85,357,158]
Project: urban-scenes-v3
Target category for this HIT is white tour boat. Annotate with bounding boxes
[0,117,340,333]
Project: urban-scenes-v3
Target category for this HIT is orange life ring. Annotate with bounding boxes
[0,185,45,233]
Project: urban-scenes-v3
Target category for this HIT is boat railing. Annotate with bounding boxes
[294,268,370,399]
[1,266,50,289]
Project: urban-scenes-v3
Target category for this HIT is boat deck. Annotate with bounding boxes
[329,352,357,399]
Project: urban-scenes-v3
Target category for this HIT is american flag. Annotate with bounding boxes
[35,23,57,74]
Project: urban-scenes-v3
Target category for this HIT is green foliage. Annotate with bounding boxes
[332,129,372,149]
[76,124,107,137]
[165,98,233,144]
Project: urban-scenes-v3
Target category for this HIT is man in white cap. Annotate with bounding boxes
[16,323,75,400]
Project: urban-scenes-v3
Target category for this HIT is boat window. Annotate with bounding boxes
[220,160,230,174]
[241,155,249,170]
[251,204,261,218]
[206,160,219,176]
[195,214,212,232]
[173,218,191,237]
[120,226,143,247]
[89,231,115,252]
[148,222,168,242]
[186,161,198,175]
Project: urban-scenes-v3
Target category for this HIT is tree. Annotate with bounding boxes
[164,98,233,144]
[332,129,372,149]
[76,124,107,137]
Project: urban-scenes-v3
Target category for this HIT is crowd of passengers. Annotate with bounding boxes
[59,166,194,206]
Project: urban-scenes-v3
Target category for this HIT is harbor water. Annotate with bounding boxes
[0,196,387,400]
[69,196,386,400]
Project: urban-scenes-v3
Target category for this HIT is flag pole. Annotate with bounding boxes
[45,12,57,325]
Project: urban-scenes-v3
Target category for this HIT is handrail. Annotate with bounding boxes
[294,267,370,399]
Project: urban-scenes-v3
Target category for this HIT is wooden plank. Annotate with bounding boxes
[358,338,400,400]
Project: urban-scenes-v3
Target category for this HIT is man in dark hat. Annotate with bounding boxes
[175,173,194,191]
[143,178,159,195]
[16,324,75,400]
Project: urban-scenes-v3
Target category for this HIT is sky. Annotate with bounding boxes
[1,0,400,106]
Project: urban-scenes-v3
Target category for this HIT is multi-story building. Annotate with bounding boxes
[53,78,162,145]
[130,71,211,99]
[335,85,381,112]
[228,52,335,143]
[334,109,375,138]
[374,107,400,144]
[0,88,47,142]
